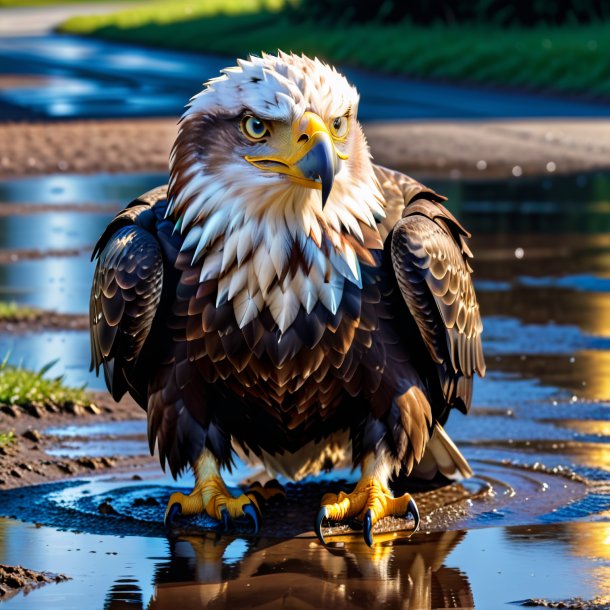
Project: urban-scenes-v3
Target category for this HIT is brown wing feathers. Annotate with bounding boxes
[90,204,164,404]
[390,193,485,414]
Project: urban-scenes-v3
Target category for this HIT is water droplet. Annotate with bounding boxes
[476,160,487,171]
[514,247,524,259]
[512,165,523,177]
[546,161,556,173]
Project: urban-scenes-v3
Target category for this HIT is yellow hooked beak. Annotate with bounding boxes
[245,111,347,206]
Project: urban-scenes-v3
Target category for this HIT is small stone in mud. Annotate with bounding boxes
[24,404,43,418]
[18,463,32,472]
[56,463,74,474]
[77,457,99,470]
[9,469,21,479]
[0,564,69,600]
[98,501,118,515]
[133,496,159,507]
[22,429,41,443]
[84,404,101,415]
[63,402,84,416]
[1,405,19,418]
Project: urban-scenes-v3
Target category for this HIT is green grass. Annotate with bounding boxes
[0,357,93,412]
[0,431,15,446]
[59,1,610,98]
[0,0,134,7]
[59,0,287,27]
[0,302,41,322]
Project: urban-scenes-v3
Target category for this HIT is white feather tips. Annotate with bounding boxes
[268,283,300,333]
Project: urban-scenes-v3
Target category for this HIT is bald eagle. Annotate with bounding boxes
[90,52,485,545]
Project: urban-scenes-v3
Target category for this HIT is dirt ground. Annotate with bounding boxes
[1,118,609,181]
[0,564,68,602]
[0,392,153,492]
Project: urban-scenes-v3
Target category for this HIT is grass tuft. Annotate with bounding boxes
[0,302,41,323]
[0,357,93,413]
[0,431,15,446]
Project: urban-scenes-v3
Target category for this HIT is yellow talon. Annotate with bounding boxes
[164,450,260,533]
[316,476,419,546]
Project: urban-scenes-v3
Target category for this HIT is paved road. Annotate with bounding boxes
[0,3,142,36]
[0,31,608,122]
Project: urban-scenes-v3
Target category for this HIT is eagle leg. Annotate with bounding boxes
[164,449,261,534]
[315,453,420,547]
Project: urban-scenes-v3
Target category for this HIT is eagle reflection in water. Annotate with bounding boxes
[103,530,473,609]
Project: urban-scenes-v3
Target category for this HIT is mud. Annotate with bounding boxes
[0,564,68,601]
[0,392,153,490]
[2,119,610,181]
[521,599,610,609]
[0,311,87,333]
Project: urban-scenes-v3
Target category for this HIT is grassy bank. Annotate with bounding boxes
[0,0,132,7]
[59,1,610,98]
[0,357,92,413]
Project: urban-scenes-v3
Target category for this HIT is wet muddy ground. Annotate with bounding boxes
[0,170,608,607]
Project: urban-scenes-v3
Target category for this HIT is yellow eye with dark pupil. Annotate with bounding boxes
[242,115,267,139]
[330,116,348,138]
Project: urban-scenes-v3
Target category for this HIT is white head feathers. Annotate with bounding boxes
[167,52,386,333]
[187,51,359,124]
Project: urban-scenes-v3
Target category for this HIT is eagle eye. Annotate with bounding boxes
[241,115,269,140]
[329,115,349,139]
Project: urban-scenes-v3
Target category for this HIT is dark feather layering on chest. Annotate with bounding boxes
[165,231,429,455]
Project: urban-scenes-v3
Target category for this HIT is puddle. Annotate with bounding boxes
[0,330,96,388]
[0,210,113,251]
[0,254,92,313]
[46,420,146,438]
[0,515,607,608]
[0,172,166,205]
[45,419,149,459]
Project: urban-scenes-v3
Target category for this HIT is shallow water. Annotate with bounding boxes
[0,172,165,206]
[1,34,609,121]
[0,514,608,609]
[0,171,610,606]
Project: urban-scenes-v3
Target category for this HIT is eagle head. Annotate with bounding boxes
[166,52,386,331]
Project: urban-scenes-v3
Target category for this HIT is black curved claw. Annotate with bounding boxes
[407,497,420,532]
[243,503,260,535]
[363,509,374,547]
[164,502,182,529]
[315,506,328,545]
[220,507,231,533]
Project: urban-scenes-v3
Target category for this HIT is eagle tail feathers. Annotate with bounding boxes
[410,422,473,482]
